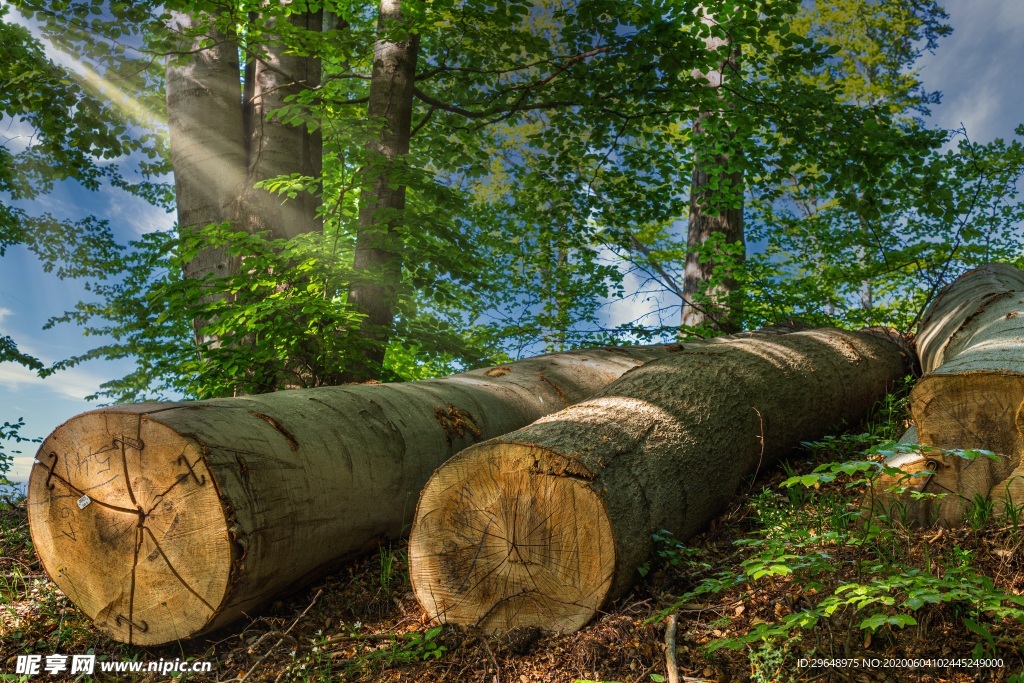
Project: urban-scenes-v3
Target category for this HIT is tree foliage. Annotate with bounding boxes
[0,0,1022,402]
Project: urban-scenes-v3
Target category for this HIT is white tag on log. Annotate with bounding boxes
[77,494,91,510]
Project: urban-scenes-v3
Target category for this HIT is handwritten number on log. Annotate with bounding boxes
[43,452,58,490]
[59,507,76,542]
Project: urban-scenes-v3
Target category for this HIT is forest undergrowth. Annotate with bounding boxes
[3,379,1024,682]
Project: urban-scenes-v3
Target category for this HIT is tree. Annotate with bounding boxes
[164,4,324,389]
[681,6,745,334]
[0,1,166,364]
[737,0,1010,331]
[4,0,980,402]
[345,0,418,380]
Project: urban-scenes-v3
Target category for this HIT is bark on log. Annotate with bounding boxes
[408,328,910,633]
[26,346,669,645]
[870,263,1024,526]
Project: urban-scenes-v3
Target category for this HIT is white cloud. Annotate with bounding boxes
[919,0,1024,142]
[0,115,38,155]
[105,189,175,237]
[0,362,106,401]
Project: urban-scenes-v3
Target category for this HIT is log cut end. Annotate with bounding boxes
[869,373,1024,527]
[27,410,231,645]
[912,372,1024,463]
[408,443,615,633]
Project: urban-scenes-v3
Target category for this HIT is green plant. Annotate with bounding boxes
[638,530,704,578]
[996,479,1024,539]
[396,626,447,662]
[748,637,799,683]
[652,428,1024,666]
[284,633,335,682]
[379,546,399,594]
[0,418,36,497]
[965,493,995,530]
[348,626,448,673]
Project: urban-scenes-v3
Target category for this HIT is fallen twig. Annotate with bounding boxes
[481,636,501,683]
[325,631,401,645]
[236,589,322,683]
[0,572,43,580]
[665,612,679,683]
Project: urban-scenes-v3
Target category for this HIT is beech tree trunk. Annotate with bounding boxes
[345,0,420,380]
[27,345,669,645]
[166,7,322,356]
[870,262,1024,526]
[165,12,247,330]
[680,9,744,334]
[408,328,910,633]
[236,9,323,240]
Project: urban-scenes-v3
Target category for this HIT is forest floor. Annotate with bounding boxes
[3,389,1024,682]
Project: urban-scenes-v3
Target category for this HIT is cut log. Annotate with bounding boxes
[408,328,910,633]
[27,345,671,645]
[870,263,1024,527]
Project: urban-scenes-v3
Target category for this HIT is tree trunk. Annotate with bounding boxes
[345,0,419,380]
[680,10,744,334]
[869,262,1024,527]
[236,9,323,240]
[408,328,910,633]
[164,11,248,345]
[234,8,325,392]
[27,345,670,645]
[166,8,323,357]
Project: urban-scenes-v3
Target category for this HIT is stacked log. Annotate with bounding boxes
[27,345,671,645]
[408,328,911,633]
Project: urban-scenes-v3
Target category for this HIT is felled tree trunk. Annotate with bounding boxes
[870,263,1024,527]
[408,328,910,633]
[27,345,668,645]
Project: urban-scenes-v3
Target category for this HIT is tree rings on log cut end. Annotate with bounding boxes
[27,411,231,645]
[409,443,615,633]
[912,372,1024,464]
[871,373,1024,527]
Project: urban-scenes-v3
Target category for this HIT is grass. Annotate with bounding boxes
[2,381,1024,681]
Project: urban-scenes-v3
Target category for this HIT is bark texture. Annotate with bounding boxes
[236,9,323,240]
[680,9,744,333]
[165,7,322,354]
[165,12,247,294]
[409,328,910,633]
[27,345,670,645]
[870,263,1024,526]
[346,0,420,380]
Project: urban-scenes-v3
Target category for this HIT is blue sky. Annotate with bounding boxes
[2,0,1023,484]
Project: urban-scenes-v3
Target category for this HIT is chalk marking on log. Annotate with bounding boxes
[176,454,207,486]
[113,435,145,451]
[115,614,148,633]
[144,454,195,515]
[42,452,58,490]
